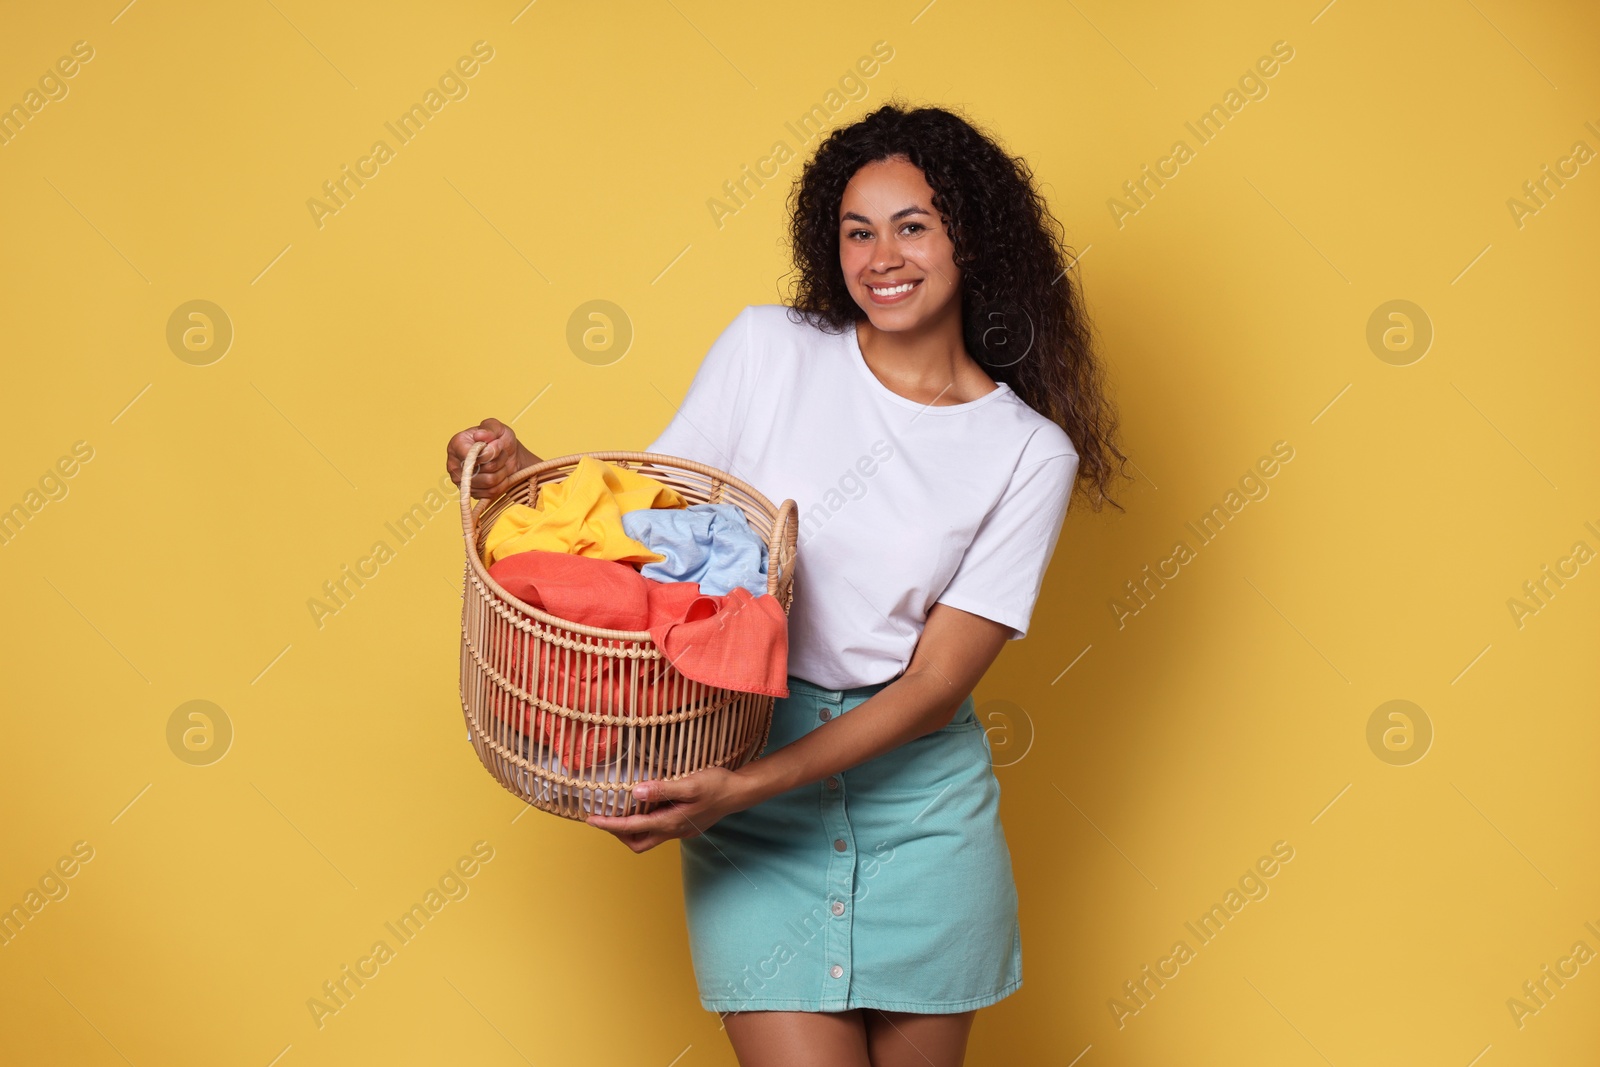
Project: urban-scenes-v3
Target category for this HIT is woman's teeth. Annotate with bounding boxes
[869,281,917,296]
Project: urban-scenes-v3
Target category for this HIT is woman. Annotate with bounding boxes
[446,101,1126,1067]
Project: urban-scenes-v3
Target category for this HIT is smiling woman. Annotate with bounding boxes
[444,98,1130,1067]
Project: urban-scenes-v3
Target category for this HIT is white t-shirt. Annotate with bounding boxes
[646,304,1080,690]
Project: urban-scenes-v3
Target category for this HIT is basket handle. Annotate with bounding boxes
[767,498,797,598]
[458,439,488,556]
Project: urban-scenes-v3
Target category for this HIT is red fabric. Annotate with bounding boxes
[497,643,685,770]
[485,550,789,769]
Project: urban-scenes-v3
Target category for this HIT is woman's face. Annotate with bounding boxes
[837,155,962,332]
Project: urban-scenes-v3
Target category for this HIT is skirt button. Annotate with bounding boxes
[825,776,839,791]
[819,708,832,722]
[831,900,845,916]
[830,964,844,979]
[833,838,847,852]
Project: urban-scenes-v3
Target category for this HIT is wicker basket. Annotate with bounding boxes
[457,442,798,821]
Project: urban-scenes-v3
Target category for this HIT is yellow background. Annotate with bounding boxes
[2,0,1597,1063]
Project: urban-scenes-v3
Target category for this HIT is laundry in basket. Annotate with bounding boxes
[458,447,799,822]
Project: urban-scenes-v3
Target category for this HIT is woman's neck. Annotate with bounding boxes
[855,309,998,406]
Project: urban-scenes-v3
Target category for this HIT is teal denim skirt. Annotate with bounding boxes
[679,674,1023,1014]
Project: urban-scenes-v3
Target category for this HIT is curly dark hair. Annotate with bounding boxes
[781,99,1128,511]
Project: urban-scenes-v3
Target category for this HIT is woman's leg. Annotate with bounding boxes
[863,1008,977,1067]
[721,1009,872,1067]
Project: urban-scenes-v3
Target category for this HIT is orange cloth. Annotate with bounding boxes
[484,456,688,566]
[646,586,789,698]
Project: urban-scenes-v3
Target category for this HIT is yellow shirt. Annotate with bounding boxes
[484,455,688,565]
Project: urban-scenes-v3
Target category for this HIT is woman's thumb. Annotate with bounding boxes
[634,778,685,802]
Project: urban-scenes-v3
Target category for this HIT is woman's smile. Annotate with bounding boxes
[865,278,922,304]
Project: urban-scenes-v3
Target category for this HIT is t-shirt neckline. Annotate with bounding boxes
[846,318,1013,415]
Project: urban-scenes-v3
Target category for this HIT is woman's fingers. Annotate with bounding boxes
[587,811,668,835]
[473,454,516,494]
[623,831,662,852]
[451,454,489,494]
[589,823,663,852]
[591,804,704,839]
[448,427,494,483]
[445,419,529,500]
[451,426,488,459]
[475,475,513,500]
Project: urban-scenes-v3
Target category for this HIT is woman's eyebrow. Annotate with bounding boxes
[840,205,931,224]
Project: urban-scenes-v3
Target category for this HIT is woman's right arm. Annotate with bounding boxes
[445,417,542,500]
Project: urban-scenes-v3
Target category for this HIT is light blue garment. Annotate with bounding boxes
[679,674,1022,1013]
[621,502,769,597]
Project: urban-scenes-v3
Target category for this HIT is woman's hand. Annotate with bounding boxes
[446,417,538,500]
[586,767,757,853]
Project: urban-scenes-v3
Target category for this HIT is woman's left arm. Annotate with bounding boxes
[585,603,1013,851]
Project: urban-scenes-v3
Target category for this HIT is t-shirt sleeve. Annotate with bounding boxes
[644,305,752,470]
[934,448,1079,640]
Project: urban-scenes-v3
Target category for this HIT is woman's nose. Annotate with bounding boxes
[872,236,904,272]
